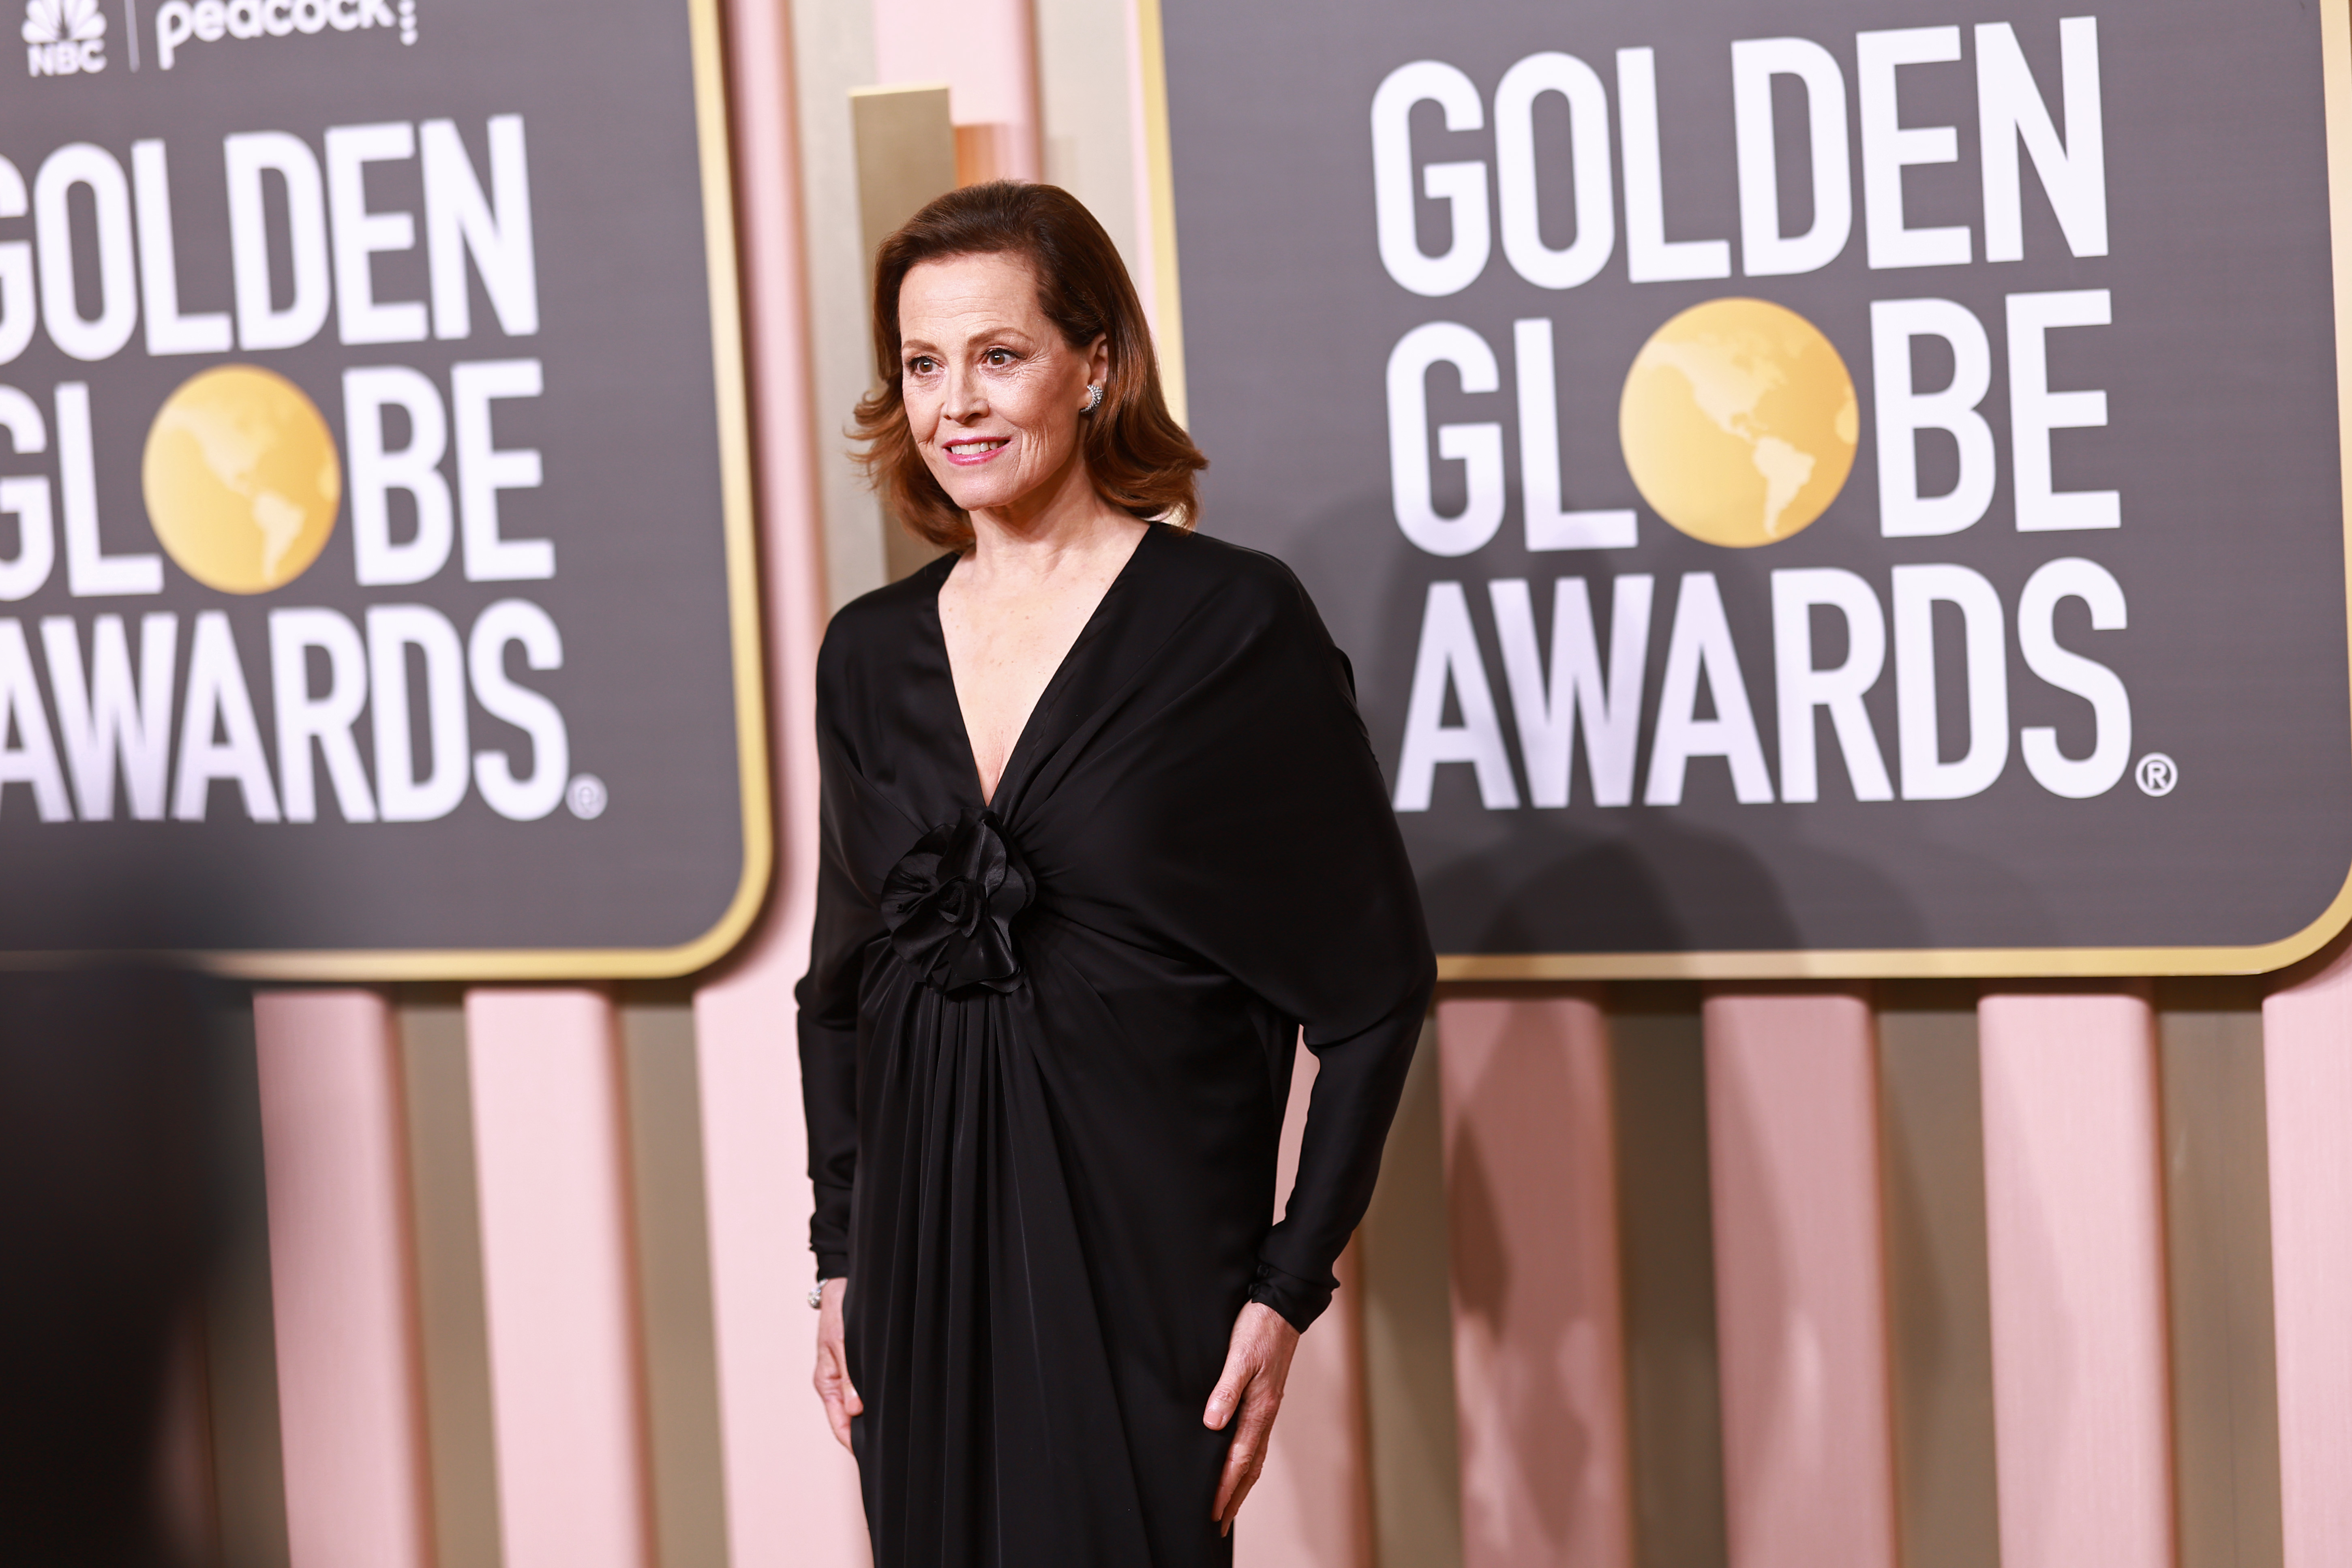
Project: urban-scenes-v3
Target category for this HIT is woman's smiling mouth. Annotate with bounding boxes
[943,437,1011,465]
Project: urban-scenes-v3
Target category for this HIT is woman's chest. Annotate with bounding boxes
[937,588,1101,799]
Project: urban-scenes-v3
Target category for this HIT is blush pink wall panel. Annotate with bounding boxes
[1437,995,1632,1568]
[870,0,1041,176]
[692,0,870,1562]
[465,989,651,1568]
[1701,992,1897,1568]
[2263,947,2352,1568]
[1977,993,2174,1568]
[1239,1042,1373,1568]
[252,990,433,1568]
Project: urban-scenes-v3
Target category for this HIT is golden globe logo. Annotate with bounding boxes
[0,116,600,831]
[23,0,105,77]
[1379,20,2155,816]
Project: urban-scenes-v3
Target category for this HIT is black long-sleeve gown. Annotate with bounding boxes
[797,524,1435,1567]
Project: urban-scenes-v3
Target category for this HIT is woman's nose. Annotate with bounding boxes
[942,364,986,423]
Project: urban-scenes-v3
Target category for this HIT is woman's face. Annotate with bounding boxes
[898,252,1107,519]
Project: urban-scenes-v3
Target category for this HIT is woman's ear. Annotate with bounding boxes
[1088,335,1112,394]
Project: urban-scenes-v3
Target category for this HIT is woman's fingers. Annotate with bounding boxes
[814,1279,859,1452]
[813,1342,859,1451]
[1211,1375,1281,1528]
[1202,1352,1251,1431]
[1206,1302,1302,1526]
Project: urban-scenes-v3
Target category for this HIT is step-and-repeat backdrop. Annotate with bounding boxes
[1163,1,2352,974]
[0,0,764,973]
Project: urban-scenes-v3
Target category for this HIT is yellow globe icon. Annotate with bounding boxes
[1618,298,1859,548]
[143,366,341,594]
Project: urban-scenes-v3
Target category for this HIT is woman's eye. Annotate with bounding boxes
[907,357,935,375]
[985,349,1013,366]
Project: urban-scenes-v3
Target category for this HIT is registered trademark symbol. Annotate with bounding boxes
[567,774,609,820]
[2136,754,2178,797]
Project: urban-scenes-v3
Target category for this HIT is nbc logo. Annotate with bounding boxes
[22,0,105,74]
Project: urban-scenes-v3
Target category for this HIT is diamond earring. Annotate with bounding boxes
[1083,383,1103,413]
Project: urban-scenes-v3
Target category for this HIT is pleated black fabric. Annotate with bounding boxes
[797,525,1435,1567]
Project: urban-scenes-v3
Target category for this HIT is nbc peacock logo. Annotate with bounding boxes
[22,0,105,75]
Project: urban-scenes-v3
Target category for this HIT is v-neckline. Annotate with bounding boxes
[930,523,1158,812]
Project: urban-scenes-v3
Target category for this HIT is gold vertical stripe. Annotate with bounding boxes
[1133,0,1188,428]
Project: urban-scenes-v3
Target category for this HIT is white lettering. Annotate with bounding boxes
[1369,61,1489,298]
[1645,573,1773,805]
[368,603,468,820]
[1494,52,1613,291]
[34,144,139,362]
[1978,18,2106,263]
[1857,26,1971,270]
[452,358,551,580]
[269,606,375,822]
[423,116,540,338]
[154,2,191,68]
[1394,581,1518,812]
[56,383,162,596]
[1617,47,1731,283]
[1513,318,1637,550]
[0,619,71,820]
[327,122,428,346]
[469,598,567,821]
[1387,323,1504,558]
[1732,37,1851,278]
[1772,568,1892,803]
[2018,557,2130,798]
[1490,574,1652,808]
[173,610,281,822]
[345,365,453,586]
[0,386,53,602]
[45,613,176,820]
[2007,288,2116,531]
[0,159,32,364]
[1872,298,1996,538]
[225,131,332,351]
[1893,563,2008,799]
[133,141,235,357]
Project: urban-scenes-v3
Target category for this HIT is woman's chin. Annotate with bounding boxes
[935,478,1028,516]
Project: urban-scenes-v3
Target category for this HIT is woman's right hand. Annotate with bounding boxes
[813,1277,861,1450]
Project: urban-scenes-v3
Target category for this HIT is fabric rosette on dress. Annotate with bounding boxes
[878,807,1034,994]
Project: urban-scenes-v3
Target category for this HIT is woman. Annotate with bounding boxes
[799,181,1433,1566]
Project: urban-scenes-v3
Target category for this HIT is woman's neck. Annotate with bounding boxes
[962,453,1144,588]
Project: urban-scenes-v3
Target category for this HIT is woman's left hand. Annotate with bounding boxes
[1202,1301,1302,1536]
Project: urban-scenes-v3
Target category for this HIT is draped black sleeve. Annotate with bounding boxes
[793,526,1432,1568]
[793,665,878,1277]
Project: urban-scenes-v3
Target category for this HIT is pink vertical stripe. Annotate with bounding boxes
[2264,947,2352,1568]
[870,0,1042,177]
[696,0,871,1562]
[1703,992,1897,1568]
[466,989,650,1568]
[1239,1042,1373,1568]
[251,990,431,1568]
[1977,993,2174,1568]
[1437,995,1632,1568]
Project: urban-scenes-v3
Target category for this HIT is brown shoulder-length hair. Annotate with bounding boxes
[853,181,1206,550]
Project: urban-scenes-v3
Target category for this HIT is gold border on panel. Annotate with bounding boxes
[1137,0,2352,980]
